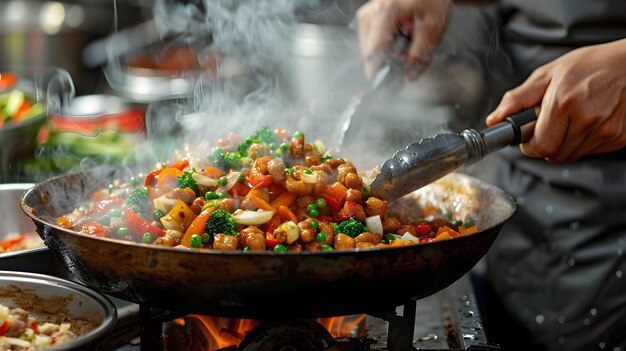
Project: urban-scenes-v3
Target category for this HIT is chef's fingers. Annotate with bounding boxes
[405,1,450,80]
[357,2,396,81]
[571,100,626,160]
[486,66,552,126]
[519,80,569,159]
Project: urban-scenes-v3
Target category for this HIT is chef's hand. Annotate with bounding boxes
[356,0,451,81]
[486,39,626,162]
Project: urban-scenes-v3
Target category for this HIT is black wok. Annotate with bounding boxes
[21,168,516,319]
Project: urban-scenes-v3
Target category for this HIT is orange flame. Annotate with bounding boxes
[186,314,367,350]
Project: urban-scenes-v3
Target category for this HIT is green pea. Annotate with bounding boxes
[218,177,228,187]
[274,244,287,253]
[452,220,463,229]
[381,239,388,244]
[464,218,476,228]
[308,208,319,218]
[153,209,165,221]
[384,233,396,242]
[321,245,333,252]
[316,232,327,243]
[190,234,202,248]
[314,198,326,208]
[237,173,246,183]
[142,233,155,243]
[116,227,130,238]
[243,247,250,253]
[279,143,289,151]
[201,232,213,244]
[444,211,453,221]
[361,187,370,195]
[306,204,317,213]
[292,131,303,139]
[310,221,319,230]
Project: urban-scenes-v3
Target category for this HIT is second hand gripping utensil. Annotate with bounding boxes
[369,108,537,201]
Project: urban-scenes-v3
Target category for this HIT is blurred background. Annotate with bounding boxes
[0,0,484,183]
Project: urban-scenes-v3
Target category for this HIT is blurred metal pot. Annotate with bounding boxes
[0,0,149,95]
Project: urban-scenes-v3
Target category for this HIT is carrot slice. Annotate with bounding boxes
[277,205,298,223]
[249,189,274,212]
[270,191,296,210]
[459,225,478,235]
[181,207,216,247]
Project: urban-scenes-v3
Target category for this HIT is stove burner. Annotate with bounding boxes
[98,275,499,351]
[237,320,335,351]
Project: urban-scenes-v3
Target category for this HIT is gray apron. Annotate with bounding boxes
[479,1,626,349]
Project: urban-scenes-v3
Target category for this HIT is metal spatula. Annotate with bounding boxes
[335,34,409,148]
[369,108,537,200]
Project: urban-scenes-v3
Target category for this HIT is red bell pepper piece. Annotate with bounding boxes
[415,223,431,237]
[0,320,10,336]
[123,208,166,239]
[30,322,40,334]
[265,236,282,249]
[87,197,125,217]
[320,182,348,211]
[82,223,106,237]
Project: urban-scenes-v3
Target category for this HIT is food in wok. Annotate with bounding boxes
[56,127,479,252]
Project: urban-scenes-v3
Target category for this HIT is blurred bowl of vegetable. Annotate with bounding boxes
[22,94,146,181]
[0,72,47,182]
[0,67,75,183]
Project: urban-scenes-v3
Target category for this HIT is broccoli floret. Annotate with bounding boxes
[125,187,151,218]
[237,126,277,155]
[206,208,237,236]
[178,168,199,194]
[335,218,368,238]
[212,148,246,171]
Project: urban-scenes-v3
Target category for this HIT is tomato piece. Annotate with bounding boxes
[30,322,39,334]
[123,208,166,239]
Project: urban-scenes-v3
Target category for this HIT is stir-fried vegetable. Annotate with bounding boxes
[56,126,479,252]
